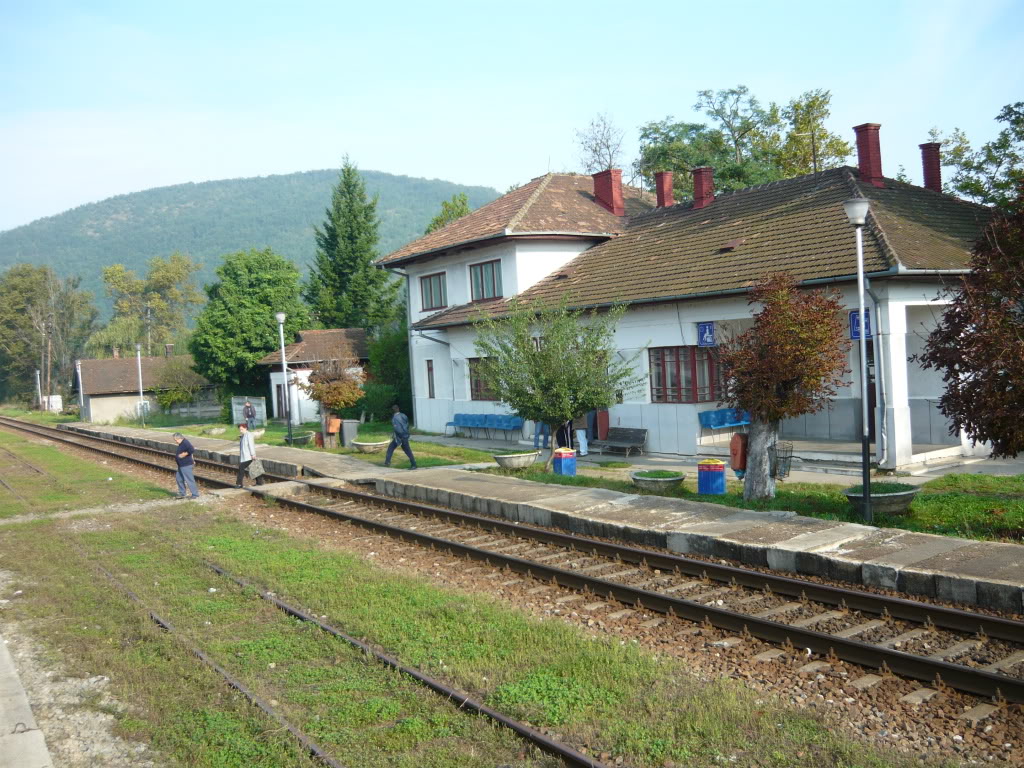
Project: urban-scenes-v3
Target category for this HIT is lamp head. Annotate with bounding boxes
[135,343,142,352]
[275,312,286,325]
[843,197,870,227]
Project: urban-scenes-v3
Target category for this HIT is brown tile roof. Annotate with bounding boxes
[412,168,991,330]
[80,354,210,396]
[256,328,368,366]
[379,173,653,266]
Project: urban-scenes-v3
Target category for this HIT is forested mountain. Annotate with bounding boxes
[0,169,499,312]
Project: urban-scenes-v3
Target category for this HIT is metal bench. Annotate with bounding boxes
[698,408,751,443]
[590,427,648,457]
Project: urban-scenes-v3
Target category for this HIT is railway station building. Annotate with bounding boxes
[379,125,992,470]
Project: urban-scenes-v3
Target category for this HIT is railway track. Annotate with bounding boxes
[3,414,1023,710]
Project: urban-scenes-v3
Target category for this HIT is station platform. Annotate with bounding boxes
[50,423,1023,614]
[57,423,400,483]
[373,468,1024,614]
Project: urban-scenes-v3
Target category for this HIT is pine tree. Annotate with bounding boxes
[305,159,399,329]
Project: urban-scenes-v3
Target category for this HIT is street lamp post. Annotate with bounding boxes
[275,312,293,446]
[35,369,43,411]
[843,197,872,523]
[135,342,146,428]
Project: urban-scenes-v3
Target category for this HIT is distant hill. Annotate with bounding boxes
[0,169,500,313]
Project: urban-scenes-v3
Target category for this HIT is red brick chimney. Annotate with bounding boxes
[853,123,884,188]
[112,346,120,359]
[919,142,942,193]
[692,167,715,209]
[654,171,674,208]
[592,168,624,216]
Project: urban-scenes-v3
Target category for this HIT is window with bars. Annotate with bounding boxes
[426,359,435,399]
[419,272,447,311]
[469,260,502,301]
[468,358,496,401]
[648,346,724,403]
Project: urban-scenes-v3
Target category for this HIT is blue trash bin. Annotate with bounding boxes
[553,449,576,476]
[697,459,726,494]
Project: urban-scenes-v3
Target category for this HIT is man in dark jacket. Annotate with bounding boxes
[243,400,257,430]
[384,404,417,469]
[172,432,200,499]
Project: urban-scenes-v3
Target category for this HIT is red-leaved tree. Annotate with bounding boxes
[918,196,1023,457]
[720,274,851,500]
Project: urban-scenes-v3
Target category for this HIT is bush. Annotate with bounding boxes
[357,382,398,421]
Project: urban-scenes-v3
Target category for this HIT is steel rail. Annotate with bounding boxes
[77,552,347,768]
[246,488,1024,704]
[296,482,1024,642]
[205,560,608,768]
[4,415,1023,703]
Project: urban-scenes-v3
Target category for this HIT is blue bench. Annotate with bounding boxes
[445,413,524,440]
[698,408,751,441]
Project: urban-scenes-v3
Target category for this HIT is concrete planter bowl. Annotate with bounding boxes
[631,471,685,492]
[205,427,226,435]
[351,440,391,454]
[843,484,920,517]
[493,451,541,470]
[250,429,265,439]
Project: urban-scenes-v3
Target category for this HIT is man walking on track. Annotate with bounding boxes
[243,400,257,430]
[236,422,266,488]
[384,404,417,469]
[172,432,200,499]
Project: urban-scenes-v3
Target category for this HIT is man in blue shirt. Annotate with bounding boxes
[384,404,417,469]
[172,432,200,499]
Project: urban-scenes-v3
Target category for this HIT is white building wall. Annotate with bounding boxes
[268,369,319,425]
[404,241,969,467]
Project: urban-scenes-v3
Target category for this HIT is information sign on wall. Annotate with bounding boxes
[697,321,717,347]
[849,309,873,340]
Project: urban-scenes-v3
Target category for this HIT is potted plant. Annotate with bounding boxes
[843,482,920,516]
[493,451,541,469]
[630,469,685,492]
[350,439,392,454]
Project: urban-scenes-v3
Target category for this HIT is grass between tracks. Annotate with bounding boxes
[484,465,1024,543]
[0,504,950,768]
[0,428,168,518]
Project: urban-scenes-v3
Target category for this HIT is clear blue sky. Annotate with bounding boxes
[1,0,1021,231]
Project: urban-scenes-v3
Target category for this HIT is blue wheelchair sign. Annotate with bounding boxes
[697,321,716,347]
[849,309,873,340]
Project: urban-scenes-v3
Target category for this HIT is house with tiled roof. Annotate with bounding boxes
[78,345,217,423]
[381,127,992,469]
[256,328,368,424]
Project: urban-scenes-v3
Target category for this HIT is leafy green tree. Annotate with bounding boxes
[190,248,310,391]
[719,274,850,500]
[425,193,472,234]
[636,87,849,200]
[0,265,97,401]
[918,195,1024,456]
[473,300,643,469]
[305,159,399,329]
[92,252,203,356]
[367,318,412,415]
[154,356,208,410]
[929,102,1024,209]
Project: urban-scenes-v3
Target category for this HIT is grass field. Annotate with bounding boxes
[0,428,169,518]
[0,503,944,768]
[486,465,1024,542]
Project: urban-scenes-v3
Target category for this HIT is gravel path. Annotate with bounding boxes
[0,571,161,767]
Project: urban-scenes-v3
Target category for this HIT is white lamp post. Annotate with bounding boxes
[135,342,146,427]
[275,312,293,445]
[843,197,872,522]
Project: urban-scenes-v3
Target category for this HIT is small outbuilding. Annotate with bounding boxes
[78,347,217,423]
[257,329,368,425]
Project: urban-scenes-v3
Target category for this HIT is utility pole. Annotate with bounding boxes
[45,313,53,408]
